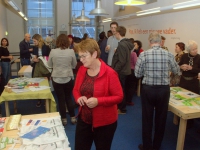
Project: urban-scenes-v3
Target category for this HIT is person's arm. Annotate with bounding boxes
[32,47,39,62]
[134,53,144,78]
[47,50,53,68]
[95,70,123,107]
[71,50,77,69]
[170,54,180,75]
[113,44,127,73]
[19,41,32,54]
[73,67,84,103]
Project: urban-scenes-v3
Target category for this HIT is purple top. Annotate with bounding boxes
[130,51,137,70]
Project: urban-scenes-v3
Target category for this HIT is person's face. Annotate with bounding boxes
[1,39,7,46]
[33,39,39,46]
[161,39,165,47]
[79,51,97,68]
[68,37,73,44]
[110,24,117,35]
[25,35,31,42]
[189,46,198,56]
[107,32,112,38]
[175,45,182,54]
[134,42,139,50]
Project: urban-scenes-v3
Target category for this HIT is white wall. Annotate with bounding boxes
[5,0,24,53]
[112,0,200,54]
[0,0,8,39]
[56,0,69,36]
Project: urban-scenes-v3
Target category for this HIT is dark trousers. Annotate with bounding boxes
[21,58,30,66]
[75,117,117,150]
[52,79,75,118]
[141,85,170,150]
[125,69,137,103]
[118,74,127,112]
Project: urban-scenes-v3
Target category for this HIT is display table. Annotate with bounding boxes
[168,87,200,150]
[0,78,57,116]
[18,65,32,77]
[1,112,59,149]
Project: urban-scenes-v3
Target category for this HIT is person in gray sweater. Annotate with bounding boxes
[47,34,77,126]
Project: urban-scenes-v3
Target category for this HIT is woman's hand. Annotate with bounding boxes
[33,57,39,62]
[180,64,188,71]
[85,97,98,108]
[77,96,87,106]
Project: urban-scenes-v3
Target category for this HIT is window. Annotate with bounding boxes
[25,0,55,40]
[71,0,95,39]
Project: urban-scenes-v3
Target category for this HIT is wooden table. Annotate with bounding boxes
[1,112,59,149]
[168,87,200,150]
[18,65,32,77]
[0,78,57,117]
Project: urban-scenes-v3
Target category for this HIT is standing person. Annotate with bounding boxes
[68,34,74,49]
[161,36,168,51]
[105,22,119,66]
[170,42,185,86]
[112,26,134,114]
[73,39,123,150]
[19,33,33,66]
[134,40,144,57]
[135,32,180,150]
[179,40,200,94]
[47,34,77,125]
[0,38,13,84]
[32,34,51,107]
[107,30,113,38]
[98,32,108,63]
[82,33,89,41]
[125,45,138,105]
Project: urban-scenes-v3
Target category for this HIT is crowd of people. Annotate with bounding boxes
[0,21,200,150]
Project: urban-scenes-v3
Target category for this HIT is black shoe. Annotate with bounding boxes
[138,144,155,150]
[36,100,42,107]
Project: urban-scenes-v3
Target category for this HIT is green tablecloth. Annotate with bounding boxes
[0,78,57,112]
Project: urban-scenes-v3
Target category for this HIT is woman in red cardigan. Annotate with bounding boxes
[73,39,123,150]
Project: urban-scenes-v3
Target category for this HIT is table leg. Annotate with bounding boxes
[176,118,187,150]
[45,99,50,113]
[5,101,10,117]
[173,114,179,125]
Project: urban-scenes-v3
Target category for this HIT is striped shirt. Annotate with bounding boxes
[134,46,180,85]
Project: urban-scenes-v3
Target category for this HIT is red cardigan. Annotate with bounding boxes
[73,60,123,128]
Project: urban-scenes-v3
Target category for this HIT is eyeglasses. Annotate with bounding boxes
[79,54,89,59]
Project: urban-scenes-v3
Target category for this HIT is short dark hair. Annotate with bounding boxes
[116,26,126,36]
[1,38,9,46]
[56,34,70,49]
[176,42,185,51]
[161,36,166,40]
[129,38,134,43]
[99,32,106,40]
[107,30,112,34]
[110,21,118,27]
[134,40,142,49]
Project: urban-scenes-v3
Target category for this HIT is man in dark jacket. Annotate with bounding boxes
[112,26,134,114]
[19,33,33,66]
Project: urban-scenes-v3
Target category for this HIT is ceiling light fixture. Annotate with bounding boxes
[136,7,160,16]
[4,0,28,21]
[69,14,80,26]
[173,0,200,9]
[89,0,108,16]
[114,0,146,6]
[76,0,90,22]
[102,18,112,23]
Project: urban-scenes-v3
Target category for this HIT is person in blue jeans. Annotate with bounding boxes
[0,38,13,84]
[19,33,33,66]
